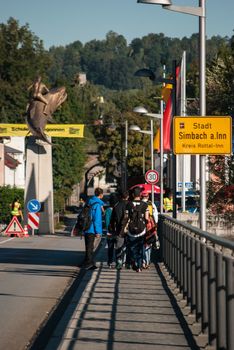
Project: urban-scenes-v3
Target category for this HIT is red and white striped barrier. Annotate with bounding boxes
[28,212,40,233]
[23,225,29,238]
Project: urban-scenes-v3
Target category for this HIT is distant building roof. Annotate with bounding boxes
[4,153,21,169]
[5,145,23,154]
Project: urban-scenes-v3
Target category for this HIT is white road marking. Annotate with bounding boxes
[0,237,15,245]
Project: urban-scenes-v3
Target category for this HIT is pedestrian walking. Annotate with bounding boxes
[82,187,104,270]
[10,197,24,223]
[109,190,130,270]
[141,191,158,268]
[126,187,148,272]
[105,193,119,268]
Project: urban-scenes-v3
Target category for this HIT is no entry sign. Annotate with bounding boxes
[145,170,159,184]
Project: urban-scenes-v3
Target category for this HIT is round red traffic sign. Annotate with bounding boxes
[145,169,159,184]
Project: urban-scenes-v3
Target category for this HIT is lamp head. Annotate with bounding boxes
[133,106,148,114]
[134,68,155,81]
[137,0,172,5]
[129,125,142,132]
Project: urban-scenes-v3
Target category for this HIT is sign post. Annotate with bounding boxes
[145,170,159,205]
[27,199,41,235]
[145,170,159,184]
[5,217,24,237]
[173,116,232,155]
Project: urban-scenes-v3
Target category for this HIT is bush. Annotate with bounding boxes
[0,186,24,224]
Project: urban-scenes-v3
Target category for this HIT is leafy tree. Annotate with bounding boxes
[206,35,234,215]
[0,186,24,224]
[0,17,50,122]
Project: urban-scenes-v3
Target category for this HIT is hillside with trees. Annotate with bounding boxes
[0,17,233,213]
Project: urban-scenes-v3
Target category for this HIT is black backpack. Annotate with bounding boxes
[75,204,93,233]
[128,202,146,235]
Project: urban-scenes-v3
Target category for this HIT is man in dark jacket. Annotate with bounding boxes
[126,187,148,272]
[109,190,129,270]
[83,187,104,270]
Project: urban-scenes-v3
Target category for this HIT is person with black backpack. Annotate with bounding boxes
[109,190,130,270]
[81,187,104,270]
[126,187,149,272]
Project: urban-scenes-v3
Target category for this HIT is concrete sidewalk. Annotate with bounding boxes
[45,241,199,350]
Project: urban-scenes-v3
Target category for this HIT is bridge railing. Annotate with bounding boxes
[159,215,234,350]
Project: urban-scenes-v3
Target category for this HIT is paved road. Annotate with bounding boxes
[0,233,85,350]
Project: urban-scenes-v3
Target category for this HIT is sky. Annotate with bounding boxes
[0,0,233,49]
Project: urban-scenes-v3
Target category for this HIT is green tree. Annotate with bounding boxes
[0,186,24,224]
[0,17,50,122]
[206,35,234,214]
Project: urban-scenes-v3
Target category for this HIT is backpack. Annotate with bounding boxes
[75,204,93,233]
[128,202,146,235]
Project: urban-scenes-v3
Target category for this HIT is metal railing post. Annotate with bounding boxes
[158,215,234,348]
[226,257,234,350]
[201,244,208,334]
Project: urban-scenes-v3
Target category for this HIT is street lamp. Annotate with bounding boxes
[133,106,164,214]
[137,0,207,230]
[129,123,155,204]
[106,117,128,191]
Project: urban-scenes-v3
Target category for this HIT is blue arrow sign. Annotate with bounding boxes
[27,199,41,213]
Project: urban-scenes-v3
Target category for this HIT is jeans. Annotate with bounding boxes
[127,234,145,269]
[115,236,125,265]
[84,233,96,266]
[143,245,152,265]
[107,236,115,265]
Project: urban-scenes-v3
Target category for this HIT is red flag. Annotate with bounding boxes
[154,65,181,152]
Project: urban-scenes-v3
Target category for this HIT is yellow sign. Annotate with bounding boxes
[174,117,232,155]
[0,124,84,138]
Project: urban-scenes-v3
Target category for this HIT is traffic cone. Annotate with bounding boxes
[22,224,29,238]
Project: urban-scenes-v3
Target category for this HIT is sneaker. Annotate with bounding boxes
[116,263,122,270]
[136,268,142,273]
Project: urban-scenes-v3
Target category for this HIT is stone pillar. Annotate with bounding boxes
[24,136,54,234]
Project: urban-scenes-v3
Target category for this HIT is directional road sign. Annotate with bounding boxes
[145,170,159,184]
[27,199,41,213]
[173,116,232,155]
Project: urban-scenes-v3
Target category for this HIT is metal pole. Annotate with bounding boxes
[125,119,128,190]
[172,60,177,219]
[160,99,164,214]
[199,0,206,230]
[181,51,186,212]
[143,146,145,175]
[150,118,154,205]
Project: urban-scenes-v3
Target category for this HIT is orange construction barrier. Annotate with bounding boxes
[22,225,29,238]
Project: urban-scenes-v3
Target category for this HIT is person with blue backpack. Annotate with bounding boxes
[82,187,104,270]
